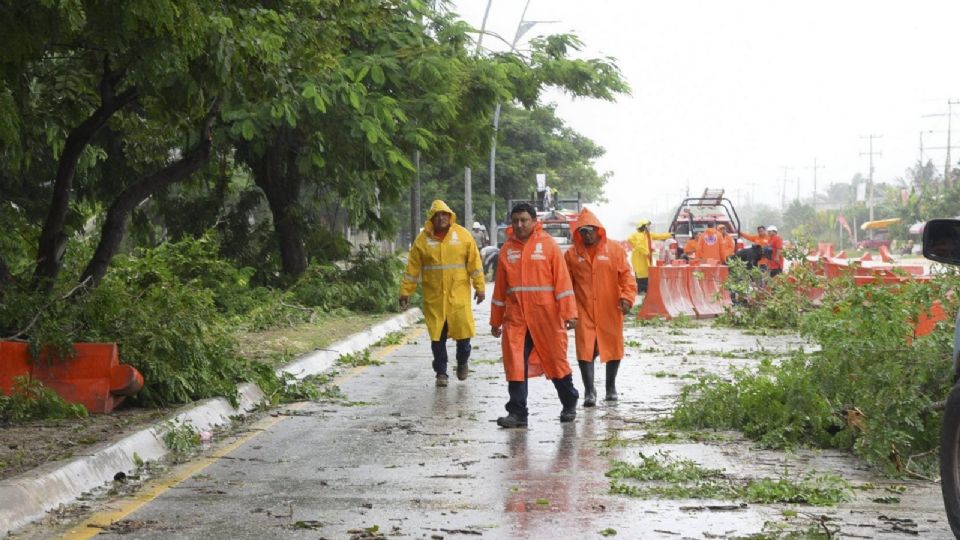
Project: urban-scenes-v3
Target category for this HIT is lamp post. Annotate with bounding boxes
[488,2,556,245]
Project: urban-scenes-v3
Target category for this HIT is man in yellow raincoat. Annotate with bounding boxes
[490,202,579,428]
[400,200,485,387]
[627,220,672,294]
[564,208,637,405]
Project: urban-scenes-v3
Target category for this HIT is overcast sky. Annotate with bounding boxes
[450,0,960,237]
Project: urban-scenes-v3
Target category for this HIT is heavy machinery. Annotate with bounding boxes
[481,189,583,280]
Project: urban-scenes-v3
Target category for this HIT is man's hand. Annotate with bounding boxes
[564,318,578,330]
[618,298,632,315]
[475,290,485,304]
[399,296,409,310]
[491,325,502,338]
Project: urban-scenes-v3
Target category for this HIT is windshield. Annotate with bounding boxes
[542,223,571,244]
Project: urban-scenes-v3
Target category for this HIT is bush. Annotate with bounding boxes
[673,273,958,475]
[290,246,403,314]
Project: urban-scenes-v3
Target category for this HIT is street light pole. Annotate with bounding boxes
[489,0,535,245]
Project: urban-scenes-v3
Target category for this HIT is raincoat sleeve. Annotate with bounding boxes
[490,249,508,328]
[741,232,760,243]
[636,233,651,258]
[684,238,698,255]
[616,245,638,306]
[651,232,672,241]
[400,240,422,297]
[552,246,578,321]
[465,236,485,293]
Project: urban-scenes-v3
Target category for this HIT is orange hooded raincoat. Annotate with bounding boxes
[690,228,723,262]
[490,222,577,382]
[564,208,637,362]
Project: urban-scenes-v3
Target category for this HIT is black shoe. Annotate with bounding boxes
[579,361,596,407]
[436,374,449,387]
[560,406,577,423]
[605,360,620,401]
[456,363,469,381]
[497,414,528,428]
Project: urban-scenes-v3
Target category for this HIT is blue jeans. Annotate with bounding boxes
[431,322,471,375]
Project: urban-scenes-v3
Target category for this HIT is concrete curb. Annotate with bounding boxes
[0,308,423,536]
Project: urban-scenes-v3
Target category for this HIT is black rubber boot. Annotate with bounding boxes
[553,374,579,422]
[496,413,528,428]
[605,360,620,402]
[578,361,596,407]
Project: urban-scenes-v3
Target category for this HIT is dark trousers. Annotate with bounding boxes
[636,277,648,294]
[506,331,578,417]
[431,322,471,375]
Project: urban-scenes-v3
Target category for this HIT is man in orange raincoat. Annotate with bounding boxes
[687,226,724,262]
[490,203,579,428]
[564,208,637,405]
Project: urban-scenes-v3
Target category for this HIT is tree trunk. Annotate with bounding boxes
[31,58,137,292]
[80,107,217,287]
[0,255,14,288]
[249,130,308,279]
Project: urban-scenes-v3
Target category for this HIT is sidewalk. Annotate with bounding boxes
[0,308,423,536]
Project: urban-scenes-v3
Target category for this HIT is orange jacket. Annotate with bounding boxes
[693,228,723,262]
[767,234,784,270]
[741,232,770,267]
[490,223,578,381]
[564,209,637,362]
[719,232,735,261]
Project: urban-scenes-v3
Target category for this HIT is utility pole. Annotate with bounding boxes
[779,166,792,211]
[805,158,825,210]
[410,151,421,246]
[947,99,960,189]
[463,167,472,227]
[859,134,882,222]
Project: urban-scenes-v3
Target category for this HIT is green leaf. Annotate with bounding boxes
[370,65,385,85]
[240,119,255,141]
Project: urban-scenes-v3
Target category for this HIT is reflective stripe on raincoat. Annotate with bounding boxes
[400,200,484,341]
[490,223,577,382]
[564,208,637,363]
[627,222,672,278]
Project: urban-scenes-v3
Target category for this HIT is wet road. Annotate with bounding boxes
[39,293,952,539]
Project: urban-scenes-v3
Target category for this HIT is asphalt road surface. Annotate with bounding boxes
[24,291,952,539]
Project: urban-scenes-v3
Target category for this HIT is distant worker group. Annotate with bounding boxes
[400,199,781,428]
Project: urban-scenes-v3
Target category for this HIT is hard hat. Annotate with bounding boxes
[472,222,483,229]
[767,225,778,232]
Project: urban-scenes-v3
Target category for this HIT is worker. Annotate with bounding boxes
[400,200,485,387]
[627,220,672,294]
[691,227,724,262]
[564,208,637,405]
[490,202,579,428]
[716,224,736,261]
[766,225,784,277]
[741,225,771,271]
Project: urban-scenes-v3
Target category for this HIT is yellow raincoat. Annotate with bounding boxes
[627,220,672,279]
[400,200,485,341]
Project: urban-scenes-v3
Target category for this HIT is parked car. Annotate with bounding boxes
[922,218,960,537]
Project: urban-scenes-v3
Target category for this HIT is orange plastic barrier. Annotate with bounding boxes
[0,342,143,413]
[686,263,730,318]
[915,300,947,338]
[859,252,872,261]
[638,263,698,320]
[816,242,835,257]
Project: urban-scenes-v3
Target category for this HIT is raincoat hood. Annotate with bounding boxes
[424,199,458,233]
[573,207,607,250]
[636,219,651,230]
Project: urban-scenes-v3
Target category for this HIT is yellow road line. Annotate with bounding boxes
[59,331,418,539]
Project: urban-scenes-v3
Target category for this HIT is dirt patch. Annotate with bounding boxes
[0,407,169,481]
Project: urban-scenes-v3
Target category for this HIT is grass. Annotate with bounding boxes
[236,312,392,368]
[607,451,851,506]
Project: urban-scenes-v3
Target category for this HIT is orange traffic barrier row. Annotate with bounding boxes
[0,341,143,413]
[638,262,732,320]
